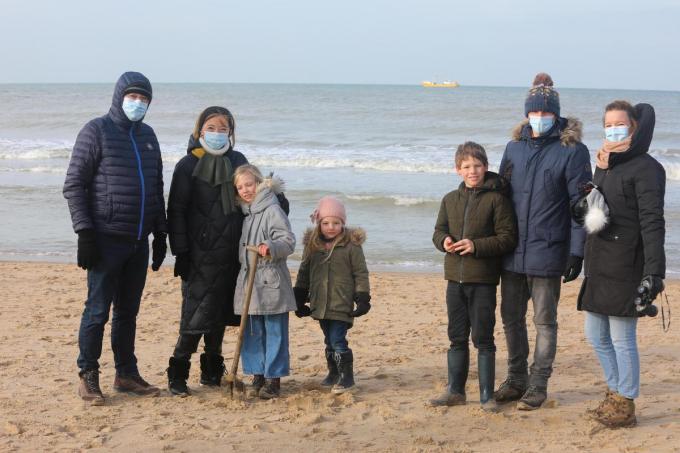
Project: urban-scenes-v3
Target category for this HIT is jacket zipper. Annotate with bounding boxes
[129,127,145,241]
[459,191,473,283]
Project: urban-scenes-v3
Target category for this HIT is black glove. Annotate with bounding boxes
[151,232,167,271]
[562,255,583,283]
[641,275,664,301]
[77,229,99,270]
[294,287,311,318]
[351,292,372,317]
[173,253,190,280]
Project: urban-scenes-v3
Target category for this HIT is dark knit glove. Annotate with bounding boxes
[294,287,311,318]
[351,292,372,317]
[77,229,99,270]
[562,255,583,283]
[173,253,190,280]
[640,275,664,301]
[151,232,167,271]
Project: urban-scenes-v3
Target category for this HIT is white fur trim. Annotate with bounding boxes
[585,206,608,234]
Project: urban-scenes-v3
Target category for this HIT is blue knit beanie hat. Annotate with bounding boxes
[524,73,560,117]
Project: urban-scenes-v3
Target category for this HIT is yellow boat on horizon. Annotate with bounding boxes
[422,80,460,88]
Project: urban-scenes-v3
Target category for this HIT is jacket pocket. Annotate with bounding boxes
[544,169,558,201]
[535,226,567,246]
[592,225,638,280]
[621,180,638,210]
[256,264,281,289]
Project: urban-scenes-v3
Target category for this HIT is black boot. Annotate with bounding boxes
[167,357,191,396]
[428,348,468,406]
[478,351,498,412]
[332,350,355,394]
[199,353,225,387]
[321,349,339,387]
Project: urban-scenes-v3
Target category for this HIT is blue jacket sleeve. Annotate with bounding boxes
[566,143,593,257]
[63,121,100,233]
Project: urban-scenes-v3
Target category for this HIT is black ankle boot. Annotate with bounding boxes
[199,353,225,387]
[321,349,339,387]
[167,357,191,396]
[478,351,498,411]
[332,350,355,394]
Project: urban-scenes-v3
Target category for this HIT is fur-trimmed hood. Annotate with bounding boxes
[303,226,366,252]
[239,175,286,214]
[511,116,583,147]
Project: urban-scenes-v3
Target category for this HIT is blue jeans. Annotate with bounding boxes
[77,234,149,375]
[241,313,290,378]
[500,271,561,388]
[584,312,639,399]
[319,319,350,353]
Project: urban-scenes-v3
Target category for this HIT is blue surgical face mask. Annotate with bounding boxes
[122,98,149,122]
[203,132,229,150]
[605,126,629,142]
[528,115,555,136]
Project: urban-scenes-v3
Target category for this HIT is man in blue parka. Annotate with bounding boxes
[63,71,167,404]
[494,73,592,410]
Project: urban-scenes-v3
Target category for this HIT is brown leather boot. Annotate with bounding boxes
[259,378,281,399]
[78,369,105,405]
[585,389,614,419]
[114,374,160,396]
[595,392,636,428]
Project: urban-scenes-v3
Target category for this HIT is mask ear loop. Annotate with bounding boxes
[661,290,671,333]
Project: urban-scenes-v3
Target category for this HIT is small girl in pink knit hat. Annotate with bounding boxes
[293,196,371,393]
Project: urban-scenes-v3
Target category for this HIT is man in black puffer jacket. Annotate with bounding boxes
[63,71,167,404]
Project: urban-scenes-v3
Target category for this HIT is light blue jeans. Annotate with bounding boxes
[241,313,290,378]
[584,312,639,399]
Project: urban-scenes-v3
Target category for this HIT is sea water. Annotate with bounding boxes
[1,83,679,273]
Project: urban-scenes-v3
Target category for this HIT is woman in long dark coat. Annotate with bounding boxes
[577,101,665,428]
[164,106,248,396]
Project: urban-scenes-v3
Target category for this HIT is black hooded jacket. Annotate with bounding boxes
[578,103,666,317]
[63,72,166,238]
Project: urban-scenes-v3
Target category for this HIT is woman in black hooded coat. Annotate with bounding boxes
[577,102,665,428]
[165,106,288,395]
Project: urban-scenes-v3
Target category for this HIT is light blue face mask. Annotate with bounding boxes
[528,115,555,136]
[122,98,149,122]
[203,132,229,150]
[605,126,629,142]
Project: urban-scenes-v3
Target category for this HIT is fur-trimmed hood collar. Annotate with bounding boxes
[303,226,366,250]
[239,175,285,214]
[511,116,583,147]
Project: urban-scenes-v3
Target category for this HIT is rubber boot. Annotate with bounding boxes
[199,353,225,387]
[478,351,499,412]
[332,350,355,394]
[167,357,191,397]
[428,348,468,406]
[321,349,339,387]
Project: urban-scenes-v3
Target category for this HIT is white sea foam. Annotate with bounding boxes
[346,194,439,206]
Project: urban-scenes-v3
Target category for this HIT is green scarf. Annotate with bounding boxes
[191,148,236,215]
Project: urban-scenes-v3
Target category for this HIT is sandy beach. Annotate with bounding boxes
[1,261,679,452]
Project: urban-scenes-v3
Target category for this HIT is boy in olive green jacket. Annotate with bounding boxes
[294,196,370,394]
[429,142,517,411]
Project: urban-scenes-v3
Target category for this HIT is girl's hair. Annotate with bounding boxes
[603,100,638,131]
[454,141,488,168]
[302,224,347,262]
[233,164,264,186]
[192,106,236,145]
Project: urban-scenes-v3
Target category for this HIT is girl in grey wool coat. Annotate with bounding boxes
[233,164,296,400]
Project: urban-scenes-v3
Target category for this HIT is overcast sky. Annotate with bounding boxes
[2,0,678,90]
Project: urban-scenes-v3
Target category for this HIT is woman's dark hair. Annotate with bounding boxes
[603,100,638,131]
[192,106,236,145]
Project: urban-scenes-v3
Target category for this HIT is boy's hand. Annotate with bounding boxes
[443,236,455,253]
[452,239,475,255]
[257,243,270,257]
